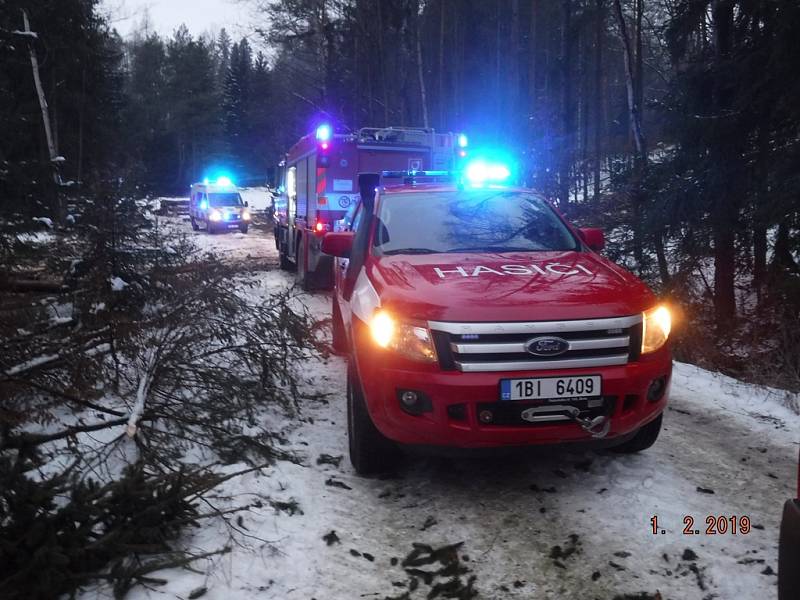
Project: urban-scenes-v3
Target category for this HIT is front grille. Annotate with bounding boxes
[429,315,642,372]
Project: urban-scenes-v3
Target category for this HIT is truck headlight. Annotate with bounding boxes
[242,210,251,221]
[369,311,437,362]
[209,209,222,222]
[641,305,671,354]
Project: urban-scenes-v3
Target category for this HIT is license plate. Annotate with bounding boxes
[500,375,602,401]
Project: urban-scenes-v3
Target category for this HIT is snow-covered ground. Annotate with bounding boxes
[80,222,799,600]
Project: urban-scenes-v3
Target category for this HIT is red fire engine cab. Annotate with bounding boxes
[273,126,467,290]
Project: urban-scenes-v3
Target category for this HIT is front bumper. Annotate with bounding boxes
[779,498,800,600]
[353,328,671,448]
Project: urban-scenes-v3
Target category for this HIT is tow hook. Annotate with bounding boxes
[564,406,611,439]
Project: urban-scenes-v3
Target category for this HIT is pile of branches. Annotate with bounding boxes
[0,186,321,598]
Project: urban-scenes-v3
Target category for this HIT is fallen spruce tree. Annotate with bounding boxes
[0,184,322,599]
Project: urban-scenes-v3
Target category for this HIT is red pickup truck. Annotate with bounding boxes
[779,448,800,600]
[323,170,672,474]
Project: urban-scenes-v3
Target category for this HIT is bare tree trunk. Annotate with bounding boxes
[528,0,538,139]
[23,10,57,165]
[438,0,445,127]
[612,0,646,160]
[711,0,737,324]
[509,0,520,142]
[579,28,589,202]
[559,0,573,207]
[77,67,86,183]
[415,1,429,128]
[377,1,390,124]
[613,0,647,267]
[593,0,604,202]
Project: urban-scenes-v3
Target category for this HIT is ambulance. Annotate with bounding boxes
[189,176,252,234]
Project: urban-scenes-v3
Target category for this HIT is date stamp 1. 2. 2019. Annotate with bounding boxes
[650,515,751,535]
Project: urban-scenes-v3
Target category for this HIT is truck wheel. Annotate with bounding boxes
[239,224,249,234]
[279,244,294,271]
[296,238,313,291]
[190,216,199,231]
[612,413,662,453]
[347,362,400,476]
[331,297,347,354]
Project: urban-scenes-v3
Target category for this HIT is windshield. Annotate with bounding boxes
[373,190,579,255]
[208,192,243,207]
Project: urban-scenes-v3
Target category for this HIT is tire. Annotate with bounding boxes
[612,413,663,453]
[347,362,400,475]
[279,244,294,271]
[331,296,348,354]
[296,237,313,291]
[239,224,249,234]
[190,216,199,231]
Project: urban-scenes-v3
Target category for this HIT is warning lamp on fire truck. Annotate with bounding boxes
[457,133,469,158]
[316,124,333,168]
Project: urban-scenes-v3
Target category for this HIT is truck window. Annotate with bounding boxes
[373,190,578,255]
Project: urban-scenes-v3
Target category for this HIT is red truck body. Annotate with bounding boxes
[274,127,462,289]
[323,177,674,474]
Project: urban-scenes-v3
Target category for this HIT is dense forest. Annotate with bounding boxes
[1,0,800,387]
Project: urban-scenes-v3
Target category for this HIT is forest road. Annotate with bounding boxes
[162,220,797,600]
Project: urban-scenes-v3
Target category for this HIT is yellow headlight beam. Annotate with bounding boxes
[641,304,672,354]
[370,311,395,348]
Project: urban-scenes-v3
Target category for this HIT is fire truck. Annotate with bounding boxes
[321,168,673,474]
[273,126,467,290]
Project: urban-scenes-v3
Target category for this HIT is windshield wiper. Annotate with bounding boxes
[382,247,441,255]
[446,246,535,253]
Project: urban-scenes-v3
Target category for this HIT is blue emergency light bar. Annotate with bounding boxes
[380,159,512,186]
[202,174,236,187]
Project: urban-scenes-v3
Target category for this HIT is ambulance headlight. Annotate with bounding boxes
[242,209,251,221]
[209,209,222,222]
[641,305,672,354]
[369,311,437,363]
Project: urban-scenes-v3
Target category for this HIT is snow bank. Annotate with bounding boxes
[674,361,800,435]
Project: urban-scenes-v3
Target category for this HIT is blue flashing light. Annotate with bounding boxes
[203,178,210,185]
[465,160,511,185]
[457,133,469,148]
[216,175,234,187]
[315,124,332,142]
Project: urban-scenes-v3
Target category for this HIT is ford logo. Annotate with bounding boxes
[526,336,570,357]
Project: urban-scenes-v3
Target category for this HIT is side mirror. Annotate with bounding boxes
[321,231,354,258]
[244,200,249,207]
[579,228,605,252]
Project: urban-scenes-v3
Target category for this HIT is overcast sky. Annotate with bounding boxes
[101,0,257,38]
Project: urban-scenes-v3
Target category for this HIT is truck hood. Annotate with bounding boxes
[367,251,656,322]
